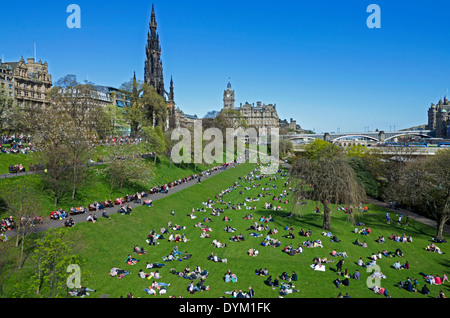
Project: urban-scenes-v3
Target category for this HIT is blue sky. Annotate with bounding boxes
[1,0,450,133]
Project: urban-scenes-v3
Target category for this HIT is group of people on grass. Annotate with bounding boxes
[67,159,448,299]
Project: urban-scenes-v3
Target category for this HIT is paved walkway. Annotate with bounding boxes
[366,197,450,235]
[4,163,238,238]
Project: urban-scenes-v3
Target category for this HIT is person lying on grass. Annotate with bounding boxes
[207,253,227,263]
[146,262,166,269]
[426,243,444,254]
[110,267,130,278]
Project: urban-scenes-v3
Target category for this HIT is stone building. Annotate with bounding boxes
[0,56,52,111]
[222,81,279,131]
[427,97,450,139]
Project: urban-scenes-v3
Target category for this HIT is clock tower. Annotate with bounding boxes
[223,81,235,109]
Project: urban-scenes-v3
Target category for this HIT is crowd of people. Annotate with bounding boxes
[1,135,37,155]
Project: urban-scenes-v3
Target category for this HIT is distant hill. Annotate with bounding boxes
[400,124,427,131]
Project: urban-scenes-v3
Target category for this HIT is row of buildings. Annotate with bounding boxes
[1,4,299,135]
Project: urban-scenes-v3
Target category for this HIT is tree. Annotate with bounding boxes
[303,139,341,160]
[0,87,14,133]
[102,143,153,195]
[66,126,92,200]
[32,111,76,206]
[0,178,43,268]
[389,150,450,239]
[142,125,166,163]
[142,83,168,130]
[120,78,169,137]
[50,75,112,138]
[290,156,366,231]
[103,103,127,136]
[279,139,294,158]
[32,228,83,298]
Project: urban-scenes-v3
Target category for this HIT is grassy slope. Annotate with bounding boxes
[74,163,449,299]
[0,155,216,217]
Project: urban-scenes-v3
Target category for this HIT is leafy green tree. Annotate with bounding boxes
[120,78,168,137]
[303,139,342,160]
[0,178,43,268]
[142,125,166,163]
[102,143,153,195]
[32,228,83,298]
[0,87,14,133]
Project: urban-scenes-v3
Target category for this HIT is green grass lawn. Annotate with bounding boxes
[70,163,449,299]
[0,155,217,218]
[0,152,38,174]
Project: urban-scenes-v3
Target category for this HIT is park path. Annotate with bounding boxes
[366,197,450,235]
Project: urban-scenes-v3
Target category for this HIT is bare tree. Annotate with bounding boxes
[290,156,366,231]
[389,150,450,239]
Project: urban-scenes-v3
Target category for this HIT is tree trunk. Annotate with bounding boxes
[19,233,25,269]
[54,193,58,207]
[436,216,448,239]
[15,225,20,247]
[322,201,332,231]
[72,166,77,200]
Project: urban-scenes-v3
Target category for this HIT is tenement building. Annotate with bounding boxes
[427,97,450,139]
[222,81,279,131]
[0,56,52,111]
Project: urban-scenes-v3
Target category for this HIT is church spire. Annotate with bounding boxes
[169,76,174,102]
[144,4,165,98]
[150,3,156,28]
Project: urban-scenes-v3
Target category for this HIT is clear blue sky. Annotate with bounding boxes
[1,0,450,133]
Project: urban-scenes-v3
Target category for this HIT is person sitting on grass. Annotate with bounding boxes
[255,268,269,276]
[331,235,340,243]
[247,248,259,257]
[421,284,430,295]
[126,254,139,265]
[224,270,238,283]
[134,245,147,255]
[102,210,110,219]
[139,269,152,279]
[392,261,402,270]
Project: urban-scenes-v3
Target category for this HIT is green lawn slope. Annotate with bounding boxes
[71,163,449,299]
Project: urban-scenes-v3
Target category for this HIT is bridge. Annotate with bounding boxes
[285,130,434,144]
